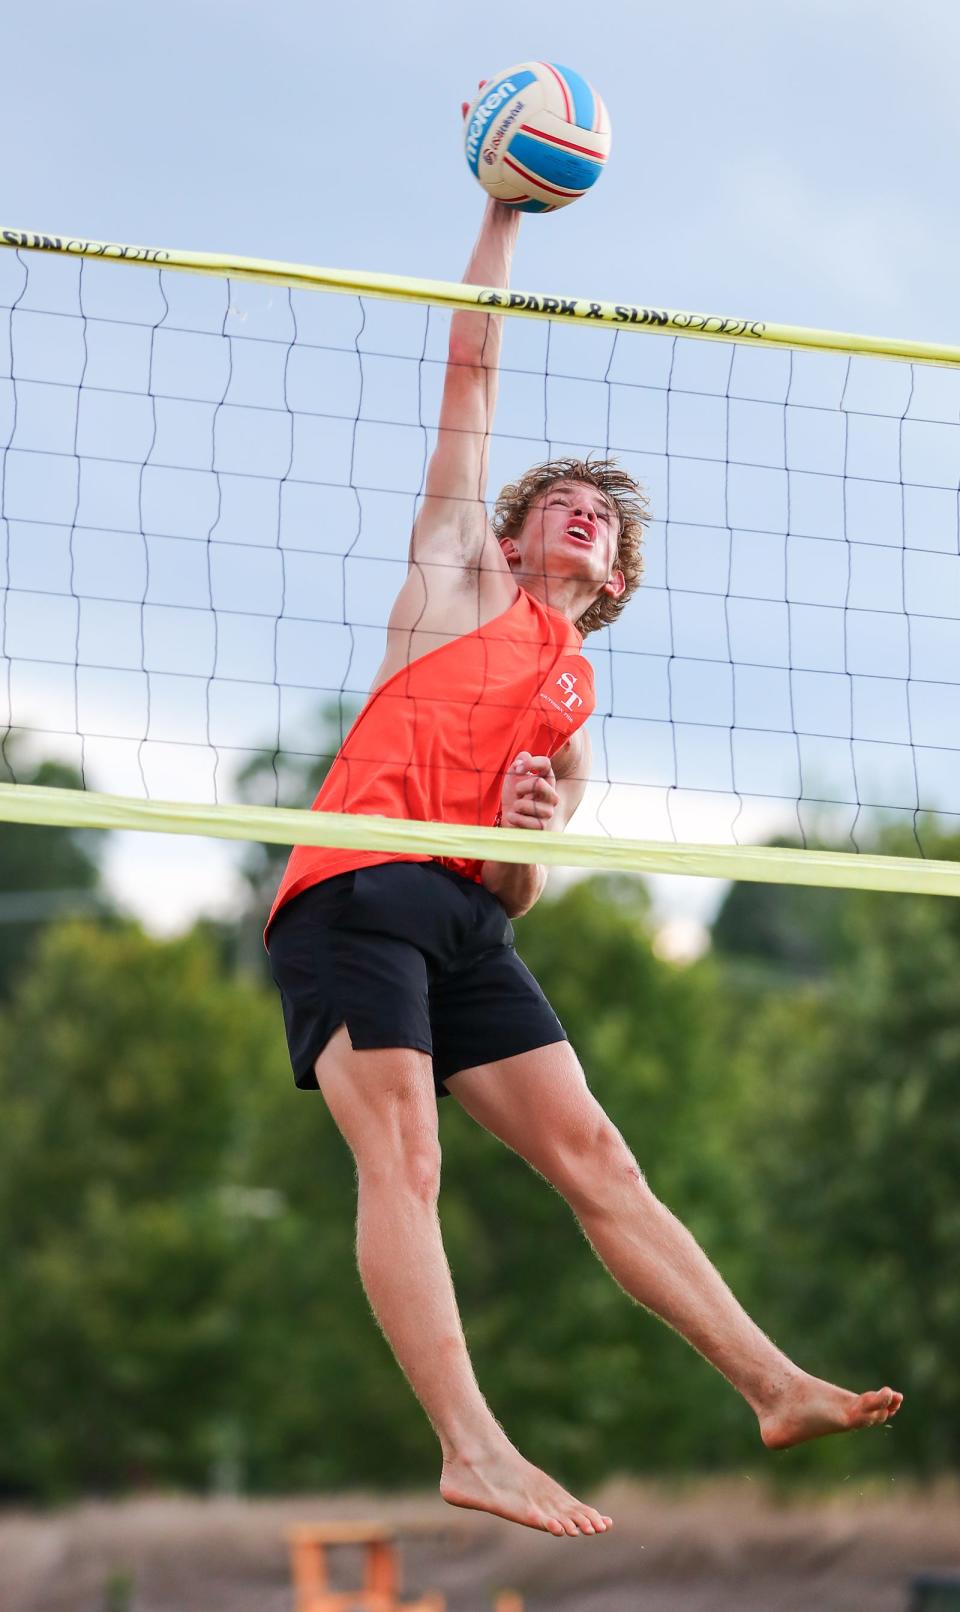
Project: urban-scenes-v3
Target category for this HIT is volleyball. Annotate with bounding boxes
[463,62,611,212]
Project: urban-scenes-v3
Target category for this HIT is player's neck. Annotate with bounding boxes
[513,568,597,628]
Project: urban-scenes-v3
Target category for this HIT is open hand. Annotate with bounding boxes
[500,752,558,830]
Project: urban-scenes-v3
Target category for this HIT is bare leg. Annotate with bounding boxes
[312,1027,612,1536]
[449,1042,903,1449]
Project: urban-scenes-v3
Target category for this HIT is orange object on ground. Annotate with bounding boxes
[285,1521,445,1612]
[267,587,594,935]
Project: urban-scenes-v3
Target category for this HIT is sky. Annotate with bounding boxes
[4,0,960,949]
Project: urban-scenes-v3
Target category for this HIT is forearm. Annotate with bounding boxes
[483,749,574,916]
[449,201,520,367]
[480,858,548,919]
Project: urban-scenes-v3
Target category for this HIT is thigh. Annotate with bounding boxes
[313,1025,440,1173]
[447,1039,628,1194]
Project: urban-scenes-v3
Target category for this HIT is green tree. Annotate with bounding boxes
[711,866,852,980]
[0,909,441,1499]
[6,856,955,1501]
[0,750,108,999]
[705,824,960,1477]
[727,861,960,1476]
[0,921,283,1498]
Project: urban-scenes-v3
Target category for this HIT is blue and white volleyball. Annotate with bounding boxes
[464,62,611,212]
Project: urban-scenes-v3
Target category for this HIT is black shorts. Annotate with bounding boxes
[267,861,566,1097]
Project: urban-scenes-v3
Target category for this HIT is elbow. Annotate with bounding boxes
[448,315,498,372]
[480,861,546,919]
[509,868,548,920]
[447,343,490,375]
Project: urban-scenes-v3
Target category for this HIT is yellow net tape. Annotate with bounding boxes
[2,783,959,898]
[3,228,960,367]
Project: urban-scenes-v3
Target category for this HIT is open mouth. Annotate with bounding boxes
[566,524,595,546]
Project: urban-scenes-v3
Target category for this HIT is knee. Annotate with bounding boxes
[356,1135,442,1205]
[352,1094,443,1206]
[398,1140,443,1204]
[551,1117,648,1217]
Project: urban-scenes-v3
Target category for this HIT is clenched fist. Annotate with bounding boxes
[499,752,559,830]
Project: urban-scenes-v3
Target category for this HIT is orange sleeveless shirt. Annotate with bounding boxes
[266,587,595,935]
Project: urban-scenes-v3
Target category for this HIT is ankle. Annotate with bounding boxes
[440,1425,511,1467]
[750,1363,806,1420]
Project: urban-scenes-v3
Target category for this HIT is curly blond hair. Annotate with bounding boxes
[492,456,648,636]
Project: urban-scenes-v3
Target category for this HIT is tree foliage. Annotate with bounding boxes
[0,750,106,1000]
[0,923,281,1497]
[720,844,960,1475]
[0,838,957,1500]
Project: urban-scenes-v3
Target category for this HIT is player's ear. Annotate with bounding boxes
[499,536,522,565]
[604,568,626,599]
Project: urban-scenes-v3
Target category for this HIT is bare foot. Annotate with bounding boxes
[440,1438,613,1537]
[759,1372,903,1451]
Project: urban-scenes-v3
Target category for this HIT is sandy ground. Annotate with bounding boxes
[1,1480,959,1612]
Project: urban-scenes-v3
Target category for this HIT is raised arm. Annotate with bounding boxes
[371,199,522,682]
[370,199,521,689]
[412,199,520,570]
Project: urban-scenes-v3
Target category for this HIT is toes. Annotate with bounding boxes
[860,1387,904,1428]
[863,1388,891,1414]
[581,1507,609,1533]
[544,1515,577,1538]
[542,1498,613,1538]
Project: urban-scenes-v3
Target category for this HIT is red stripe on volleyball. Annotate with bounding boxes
[593,94,606,134]
[518,123,606,160]
[503,153,582,198]
[541,61,573,122]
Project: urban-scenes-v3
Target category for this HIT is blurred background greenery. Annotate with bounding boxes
[1,738,957,1504]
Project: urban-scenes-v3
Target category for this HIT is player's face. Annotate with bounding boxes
[520,481,621,584]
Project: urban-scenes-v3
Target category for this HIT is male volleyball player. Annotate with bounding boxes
[266,199,902,1537]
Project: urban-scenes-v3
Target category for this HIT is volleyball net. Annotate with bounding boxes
[3,229,960,897]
